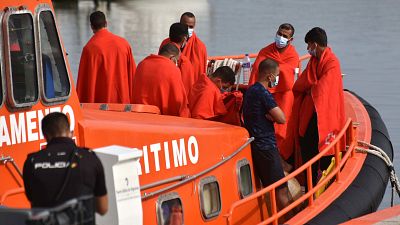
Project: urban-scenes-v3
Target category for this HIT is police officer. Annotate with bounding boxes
[23,112,108,215]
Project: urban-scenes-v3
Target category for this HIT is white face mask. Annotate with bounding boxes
[188,28,194,38]
[270,75,279,87]
[170,56,178,67]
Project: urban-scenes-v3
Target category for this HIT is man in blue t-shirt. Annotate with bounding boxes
[243,58,292,210]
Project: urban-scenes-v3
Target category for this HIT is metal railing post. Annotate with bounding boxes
[270,189,278,225]
[335,143,341,182]
[307,166,314,206]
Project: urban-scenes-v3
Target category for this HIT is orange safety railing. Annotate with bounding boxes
[208,53,310,62]
[208,53,258,61]
[207,53,312,78]
[0,187,25,205]
[225,119,357,225]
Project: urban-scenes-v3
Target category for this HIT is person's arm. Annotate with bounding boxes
[22,156,33,204]
[93,152,108,215]
[268,106,286,124]
[261,90,285,124]
[96,195,108,215]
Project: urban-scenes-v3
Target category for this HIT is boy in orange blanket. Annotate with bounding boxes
[160,23,195,96]
[77,11,136,104]
[133,43,190,117]
[292,27,345,185]
[249,23,299,161]
[189,66,236,122]
[160,12,207,80]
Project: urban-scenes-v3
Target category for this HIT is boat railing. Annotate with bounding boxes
[208,53,258,61]
[225,118,357,225]
[207,53,312,83]
[141,137,254,200]
[0,188,25,206]
[0,156,23,178]
[0,155,25,205]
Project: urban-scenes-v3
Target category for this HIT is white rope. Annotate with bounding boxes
[355,141,400,206]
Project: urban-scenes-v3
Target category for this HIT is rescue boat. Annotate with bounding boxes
[0,0,396,225]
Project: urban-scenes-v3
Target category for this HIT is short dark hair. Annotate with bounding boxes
[279,23,295,37]
[169,23,188,43]
[258,58,278,77]
[180,12,195,20]
[305,27,327,47]
[211,66,236,85]
[90,11,106,30]
[42,112,70,139]
[159,43,180,57]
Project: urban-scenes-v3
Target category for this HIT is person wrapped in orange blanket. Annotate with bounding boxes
[159,23,195,96]
[132,43,190,117]
[291,27,345,186]
[160,12,207,81]
[189,66,241,125]
[77,11,136,104]
[249,23,299,161]
[180,12,208,78]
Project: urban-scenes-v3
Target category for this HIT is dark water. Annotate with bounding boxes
[53,0,400,209]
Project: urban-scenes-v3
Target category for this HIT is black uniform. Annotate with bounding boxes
[23,137,107,208]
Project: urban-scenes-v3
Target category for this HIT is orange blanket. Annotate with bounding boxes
[159,40,195,95]
[179,55,196,96]
[77,29,136,103]
[188,73,226,119]
[132,54,190,117]
[292,47,345,157]
[182,32,207,78]
[249,43,299,159]
[220,91,243,126]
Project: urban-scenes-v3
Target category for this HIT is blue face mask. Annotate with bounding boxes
[308,44,317,57]
[308,48,316,57]
[188,28,194,38]
[220,86,232,93]
[275,35,289,49]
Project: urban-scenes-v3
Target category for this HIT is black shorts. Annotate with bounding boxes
[251,146,286,189]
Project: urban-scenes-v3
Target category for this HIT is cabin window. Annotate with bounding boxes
[199,176,221,220]
[237,159,253,198]
[156,192,184,225]
[38,10,70,101]
[7,13,38,106]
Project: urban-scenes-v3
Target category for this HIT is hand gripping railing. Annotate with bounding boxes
[225,119,357,225]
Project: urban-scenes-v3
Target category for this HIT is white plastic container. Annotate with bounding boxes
[242,54,251,85]
[94,145,143,225]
